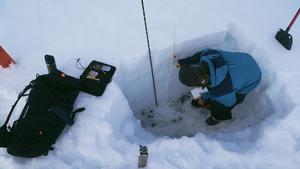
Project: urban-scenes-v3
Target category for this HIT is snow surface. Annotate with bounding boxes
[1,0,300,169]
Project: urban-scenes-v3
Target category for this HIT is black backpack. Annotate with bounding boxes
[0,71,84,158]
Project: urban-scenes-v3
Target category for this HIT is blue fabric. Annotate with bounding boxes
[200,49,262,107]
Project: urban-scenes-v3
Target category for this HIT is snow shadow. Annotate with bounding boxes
[119,25,294,142]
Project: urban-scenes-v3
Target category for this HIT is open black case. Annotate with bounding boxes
[80,60,116,96]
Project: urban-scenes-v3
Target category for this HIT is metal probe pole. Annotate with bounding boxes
[140,0,158,106]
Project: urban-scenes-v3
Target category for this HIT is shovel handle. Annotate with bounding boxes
[286,8,300,32]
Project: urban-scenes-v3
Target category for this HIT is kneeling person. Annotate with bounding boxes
[178,49,262,125]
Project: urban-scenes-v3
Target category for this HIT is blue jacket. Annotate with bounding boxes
[183,49,262,107]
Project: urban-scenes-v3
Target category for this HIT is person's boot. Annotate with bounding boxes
[205,116,221,126]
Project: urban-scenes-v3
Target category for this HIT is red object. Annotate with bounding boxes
[0,46,16,68]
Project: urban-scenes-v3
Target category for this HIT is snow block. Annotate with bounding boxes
[0,46,16,68]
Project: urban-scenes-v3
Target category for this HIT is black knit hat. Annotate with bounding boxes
[179,65,203,87]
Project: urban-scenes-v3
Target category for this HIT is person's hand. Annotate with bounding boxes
[191,98,207,108]
[197,98,207,107]
[191,99,200,107]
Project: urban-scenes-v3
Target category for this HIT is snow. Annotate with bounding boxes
[1,0,300,169]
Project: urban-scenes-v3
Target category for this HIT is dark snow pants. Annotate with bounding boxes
[208,93,246,120]
[209,101,233,120]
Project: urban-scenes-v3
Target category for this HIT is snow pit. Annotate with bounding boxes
[118,27,294,139]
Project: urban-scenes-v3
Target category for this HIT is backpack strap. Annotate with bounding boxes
[0,79,35,147]
[49,106,85,125]
[2,80,35,128]
[71,107,85,122]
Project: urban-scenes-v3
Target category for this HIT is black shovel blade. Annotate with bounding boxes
[275,28,293,50]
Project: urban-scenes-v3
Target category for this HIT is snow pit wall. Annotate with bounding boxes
[115,26,294,138]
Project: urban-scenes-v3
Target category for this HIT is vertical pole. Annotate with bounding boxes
[140,0,158,106]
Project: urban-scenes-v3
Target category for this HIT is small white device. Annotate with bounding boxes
[190,87,208,99]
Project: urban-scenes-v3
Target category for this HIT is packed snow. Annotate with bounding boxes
[1,0,300,169]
